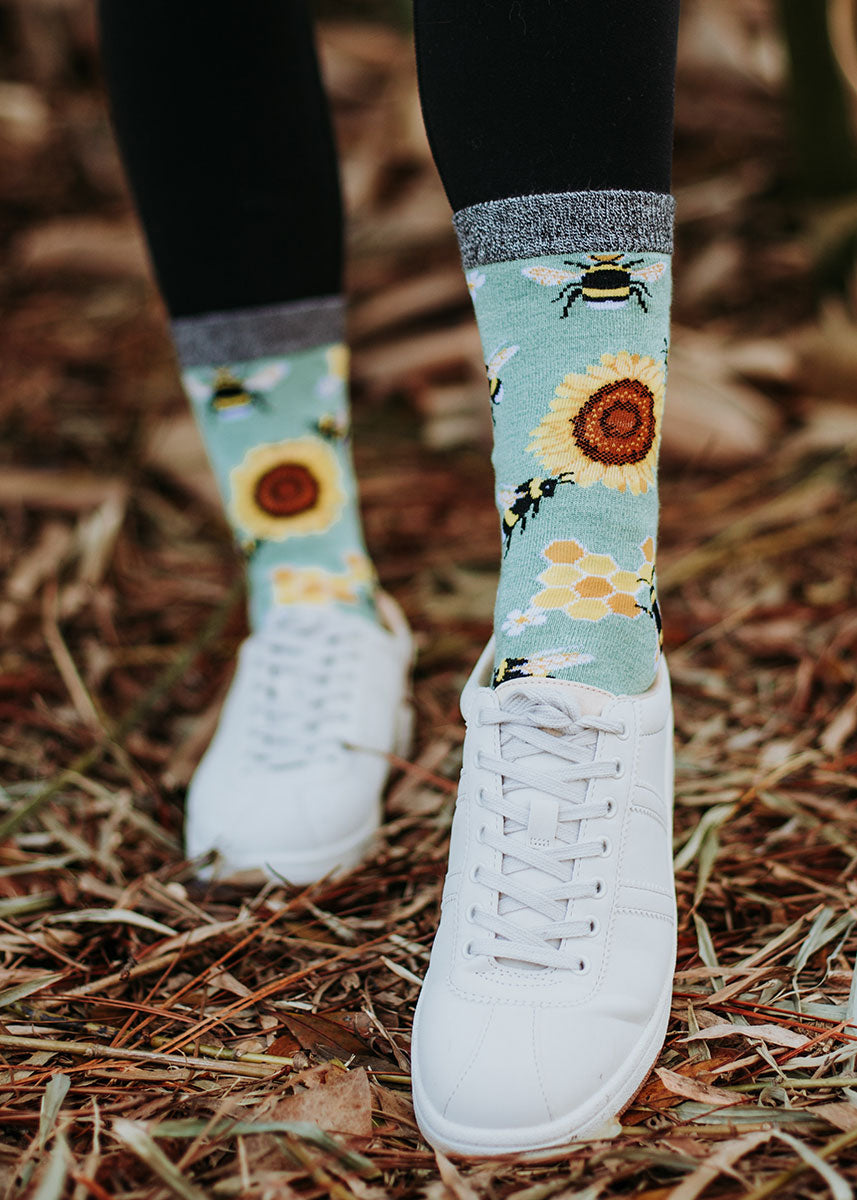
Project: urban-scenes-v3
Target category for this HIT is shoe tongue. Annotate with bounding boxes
[488,677,612,970]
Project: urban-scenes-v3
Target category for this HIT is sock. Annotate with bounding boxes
[455,190,673,695]
[173,295,379,631]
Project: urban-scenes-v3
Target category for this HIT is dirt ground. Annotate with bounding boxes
[5,2,857,1197]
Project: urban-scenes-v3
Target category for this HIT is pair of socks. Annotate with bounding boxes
[176,188,672,697]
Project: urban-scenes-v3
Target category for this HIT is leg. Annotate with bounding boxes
[411,0,680,1155]
[98,0,413,880]
[415,0,679,696]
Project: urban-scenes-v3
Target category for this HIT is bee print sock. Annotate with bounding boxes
[457,189,673,695]
[174,296,380,631]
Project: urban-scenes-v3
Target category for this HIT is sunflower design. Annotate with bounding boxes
[528,351,665,495]
[229,437,345,541]
[531,537,653,622]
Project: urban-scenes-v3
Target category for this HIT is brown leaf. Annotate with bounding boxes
[655,1067,740,1107]
[281,1010,370,1058]
[265,1064,372,1137]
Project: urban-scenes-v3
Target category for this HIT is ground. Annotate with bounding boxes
[4,3,857,1198]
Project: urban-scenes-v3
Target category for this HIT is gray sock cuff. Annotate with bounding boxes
[171,295,346,366]
[453,189,675,269]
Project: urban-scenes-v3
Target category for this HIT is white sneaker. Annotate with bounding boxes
[186,593,414,883]
[411,641,676,1156]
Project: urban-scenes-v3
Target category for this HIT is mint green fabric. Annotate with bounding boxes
[465,246,672,695]
[181,341,377,630]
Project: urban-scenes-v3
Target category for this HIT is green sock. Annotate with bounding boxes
[173,296,378,631]
[455,190,673,695]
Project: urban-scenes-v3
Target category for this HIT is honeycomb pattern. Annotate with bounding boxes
[531,537,654,622]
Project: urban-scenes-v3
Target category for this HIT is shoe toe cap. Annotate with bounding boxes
[413,977,671,1146]
[186,750,384,873]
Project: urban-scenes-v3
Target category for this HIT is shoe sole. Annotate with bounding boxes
[411,706,676,1157]
[194,696,415,885]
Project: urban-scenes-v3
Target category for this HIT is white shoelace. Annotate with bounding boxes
[466,691,626,971]
[243,610,362,769]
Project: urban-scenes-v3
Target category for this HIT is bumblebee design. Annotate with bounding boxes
[492,650,587,686]
[486,345,519,409]
[502,473,575,553]
[184,362,289,421]
[314,411,350,442]
[636,573,664,650]
[522,254,666,318]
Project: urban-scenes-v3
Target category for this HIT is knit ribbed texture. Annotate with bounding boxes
[454,189,675,269]
[458,189,672,694]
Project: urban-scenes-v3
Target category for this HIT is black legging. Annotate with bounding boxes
[97,0,680,320]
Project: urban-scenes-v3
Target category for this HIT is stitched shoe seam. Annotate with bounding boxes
[614,905,675,922]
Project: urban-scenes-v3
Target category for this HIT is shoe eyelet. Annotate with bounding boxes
[591,877,606,898]
[468,864,480,884]
[616,721,629,741]
[466,904,478,922]
[604,798,616,819]
[612,759,625,780]
[476,789,488,808]
[476,826,487,845]
[463,940,477,960]
[577,957,591,975]
[600,836,612,858]
[587,918,600,937]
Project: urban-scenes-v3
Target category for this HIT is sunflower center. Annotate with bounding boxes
[572,378,656,465]
[254,462,319,517]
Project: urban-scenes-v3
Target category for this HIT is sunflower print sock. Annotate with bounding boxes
[455,190,674,695]
[173,296,378,631]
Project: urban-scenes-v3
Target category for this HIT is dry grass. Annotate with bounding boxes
[4,2,857,1196]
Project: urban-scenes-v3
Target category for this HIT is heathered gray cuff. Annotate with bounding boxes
[453,190,675,268]
[172,295,346,365]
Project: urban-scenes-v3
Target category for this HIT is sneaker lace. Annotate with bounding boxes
[243,610,361,769]
[467,691,625,971]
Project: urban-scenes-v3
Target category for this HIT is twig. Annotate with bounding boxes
[0,1034,286,1080]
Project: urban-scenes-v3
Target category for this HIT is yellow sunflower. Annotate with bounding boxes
[229,437,345,541]
[528,351,665,495]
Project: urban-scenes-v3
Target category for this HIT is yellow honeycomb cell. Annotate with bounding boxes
[608,592,640,617]
[543,539,585,564]
[539,564,584,588]
[609,569,640,593]
[576,553,617,577]
[640,536,655,563]
[531,588,570,610]
[574,576,613,599]
[565,597,610,621]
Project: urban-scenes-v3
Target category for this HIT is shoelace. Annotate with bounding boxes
[466,692,626,971]
[243,610,362,769]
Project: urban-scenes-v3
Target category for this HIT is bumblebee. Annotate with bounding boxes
[184,362,289,420]
[522,254,666,318]
[502,473,575,553]
[493,650,587,686]
[314,411,350,442]
[636,573,664,650]
[486,344,519,409]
